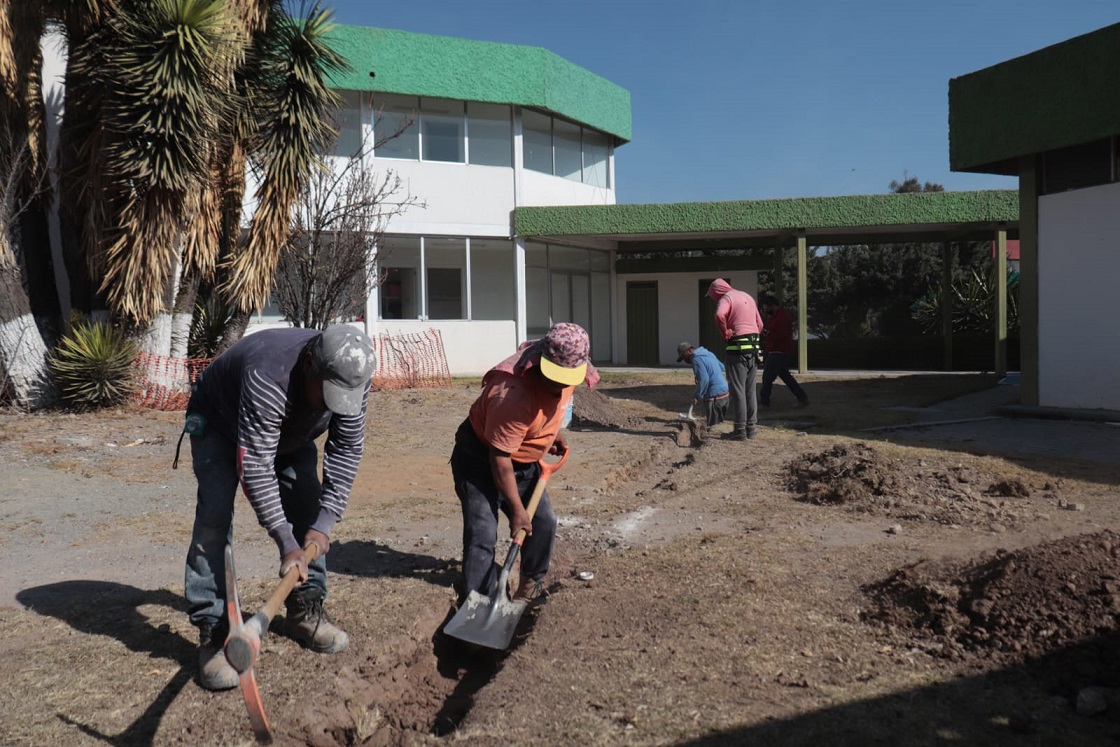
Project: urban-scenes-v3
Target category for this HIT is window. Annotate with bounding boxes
[470,239,515,319]
[554,119,582,181]
[523,110,553,174]
[468,103,512,167]
[424,237,465,319]
[330,91,364,157]
[583,129,610,188]
[373,94,418,160]
[421,98,465,163]
[378,236,420,319]
[520,109,612,186]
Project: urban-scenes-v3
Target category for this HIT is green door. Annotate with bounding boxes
[698,279,723,355]
[626,281,659,365]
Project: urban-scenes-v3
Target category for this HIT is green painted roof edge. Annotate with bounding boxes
[323,24,631,143]
[514,191,1019,237]
[949,23,1120,174]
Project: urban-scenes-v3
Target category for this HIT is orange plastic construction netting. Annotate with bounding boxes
[133,328,451,410]
[372,328,451,390]
[133,352,212,411]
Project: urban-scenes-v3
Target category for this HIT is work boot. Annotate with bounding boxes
[796,399,810,409]
[512,575,547,604]
[721,430,748,441]
[283,587,349,654]
[198,622,238,691]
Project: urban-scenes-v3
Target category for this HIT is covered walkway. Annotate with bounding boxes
[514,190,1019,373]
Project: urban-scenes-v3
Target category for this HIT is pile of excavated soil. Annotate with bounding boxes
[862,530,1120,688]
[786,442,1054,530]
[571,388,645,430]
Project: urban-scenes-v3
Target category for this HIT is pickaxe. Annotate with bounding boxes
[223,541,321,744]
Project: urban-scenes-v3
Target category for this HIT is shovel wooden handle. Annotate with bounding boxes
[511,450,568,545]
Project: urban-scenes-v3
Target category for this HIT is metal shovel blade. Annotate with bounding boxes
[443,566,528,650]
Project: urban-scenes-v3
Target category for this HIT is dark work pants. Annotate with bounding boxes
[184,429,327,628]
[724,349,759,435]
[449,420,557,603]
[760,352,808,405]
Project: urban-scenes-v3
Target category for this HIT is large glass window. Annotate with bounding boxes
[373,94,418,160]
[526,267,550,340]
[330,91,364,157]
[554,119,582,181]
[424,237,465,319]
[421,98,465,163]
[468,103,512,167]
[523,110,553,174]
[583,129,610,188]
[378,236,421,319]
[470,239,515,320]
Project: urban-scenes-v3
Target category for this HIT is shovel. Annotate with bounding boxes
[443,449,568,650]
[223,540,321,744]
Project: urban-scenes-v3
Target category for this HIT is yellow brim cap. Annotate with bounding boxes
[539,356,587,387]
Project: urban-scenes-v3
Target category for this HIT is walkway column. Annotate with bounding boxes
[941,241,953,370]
[995,228,1008,377]
[797,231,808,374]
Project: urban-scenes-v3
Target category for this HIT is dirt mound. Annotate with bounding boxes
[863,531,1120,683]
[571,388,644,430]
[787,442,1046,529]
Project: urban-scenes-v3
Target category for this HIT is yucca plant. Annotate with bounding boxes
[49,319,139,410]
[187,295,233,359]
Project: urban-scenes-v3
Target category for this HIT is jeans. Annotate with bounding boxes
[724,349,759,434]
[760,352,808,405]
[450,421,557,603]
[184,429,327,628]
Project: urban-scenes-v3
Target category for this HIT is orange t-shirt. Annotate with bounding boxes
[468,371,573,463]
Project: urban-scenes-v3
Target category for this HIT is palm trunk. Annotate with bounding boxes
[0,262,55,408]
[214,306,249,355]
[171,268,200,360]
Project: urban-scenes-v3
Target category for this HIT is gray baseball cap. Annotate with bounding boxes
[311,325,375,416]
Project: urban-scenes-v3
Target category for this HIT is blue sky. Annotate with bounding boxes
[324,1,1117,205]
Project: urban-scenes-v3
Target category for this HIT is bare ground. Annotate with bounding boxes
[3,372,1120,746]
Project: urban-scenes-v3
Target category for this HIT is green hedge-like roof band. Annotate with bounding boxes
[325,24,631,143]
[949,23,1120,175]
[514,191,1019,237]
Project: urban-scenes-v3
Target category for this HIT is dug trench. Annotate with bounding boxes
[6,381,1120,745]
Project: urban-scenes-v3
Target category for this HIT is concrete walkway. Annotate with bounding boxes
[876,382,1120,466]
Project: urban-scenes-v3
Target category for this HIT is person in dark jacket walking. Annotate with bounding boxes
[759,295,809,408]
[676,342,729,426]
[181,325,375,690]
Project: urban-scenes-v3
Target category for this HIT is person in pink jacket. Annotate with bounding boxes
[707,279,764,440]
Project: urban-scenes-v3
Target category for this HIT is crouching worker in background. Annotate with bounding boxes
[450,323,598,607]
[180,325,375,691]
[676,341,729,426]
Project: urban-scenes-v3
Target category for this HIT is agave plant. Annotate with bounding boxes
[187,295,234,359]
[49,319,139,410]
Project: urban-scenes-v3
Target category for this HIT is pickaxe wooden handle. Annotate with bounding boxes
[224,541,321,744]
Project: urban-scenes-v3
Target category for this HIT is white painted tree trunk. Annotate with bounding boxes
[0,268,57,409]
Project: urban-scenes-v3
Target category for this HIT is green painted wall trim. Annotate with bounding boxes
[949,23,1120,174]
[515,191,1019,237]
[616,255,775,274]
[325,24,631,142]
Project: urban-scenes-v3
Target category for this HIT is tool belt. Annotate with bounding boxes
[725,334,761,353]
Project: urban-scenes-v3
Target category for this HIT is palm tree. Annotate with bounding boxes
[217,2,345,349]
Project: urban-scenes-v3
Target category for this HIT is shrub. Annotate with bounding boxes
[49,320,139,410]
[188,296,233,359]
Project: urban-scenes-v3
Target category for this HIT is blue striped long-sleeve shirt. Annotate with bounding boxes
[188,328,368,557]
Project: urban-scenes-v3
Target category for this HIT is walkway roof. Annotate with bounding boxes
[514,190,1019,251]
[950,22,1120,175]
[325,24,632,143]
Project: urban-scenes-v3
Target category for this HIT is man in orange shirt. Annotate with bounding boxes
[450,323,597,605]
